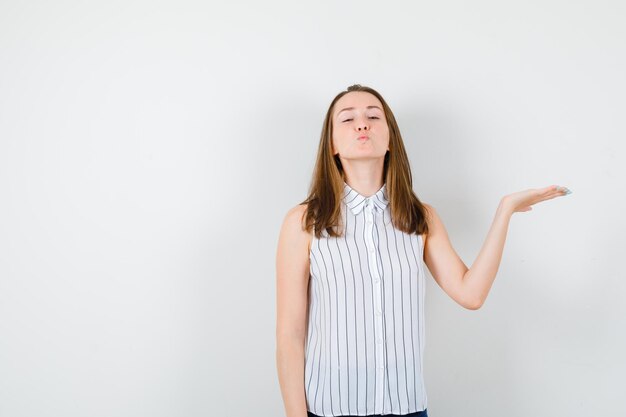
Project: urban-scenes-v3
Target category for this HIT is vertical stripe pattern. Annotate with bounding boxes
[304,181,428,416]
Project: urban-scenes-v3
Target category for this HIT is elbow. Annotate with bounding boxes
[464,296,484,311]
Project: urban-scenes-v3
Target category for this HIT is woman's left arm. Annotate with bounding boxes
[463,185,571,308]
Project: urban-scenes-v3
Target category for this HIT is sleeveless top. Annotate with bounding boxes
[304,181,428,416]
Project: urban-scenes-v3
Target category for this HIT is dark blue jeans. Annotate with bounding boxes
[307,409,428,417]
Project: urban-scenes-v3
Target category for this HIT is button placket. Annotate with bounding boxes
[364,199,385,413]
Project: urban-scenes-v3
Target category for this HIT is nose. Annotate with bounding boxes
[356,118,369,131]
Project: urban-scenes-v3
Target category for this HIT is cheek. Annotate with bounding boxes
[382,126,390,140]
[332,128,348,142]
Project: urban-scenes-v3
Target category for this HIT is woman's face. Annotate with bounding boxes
[331,91,390,161]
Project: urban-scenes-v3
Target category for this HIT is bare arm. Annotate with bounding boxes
[423,185,570,309]
[276,204,311,417]
[461,200,512,309]
[422,203,474,309]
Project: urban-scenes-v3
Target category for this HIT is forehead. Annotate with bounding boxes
[334,92,383,117]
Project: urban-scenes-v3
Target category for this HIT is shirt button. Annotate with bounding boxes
[377,338,383,344]
[366,219,372,225]
[369,247,375,253]
[376,310,382,316]
[374,278,380,283]
[379,366,384,370]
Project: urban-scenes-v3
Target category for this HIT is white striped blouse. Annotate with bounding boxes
[305,181,428,416]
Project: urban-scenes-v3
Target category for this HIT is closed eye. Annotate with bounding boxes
[342,117,380,123]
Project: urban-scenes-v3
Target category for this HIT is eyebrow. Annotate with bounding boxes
[336,105,382,117]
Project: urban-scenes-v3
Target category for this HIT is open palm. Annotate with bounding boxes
[503,185,571,213]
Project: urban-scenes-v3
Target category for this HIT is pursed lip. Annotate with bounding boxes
[357,135,369,140]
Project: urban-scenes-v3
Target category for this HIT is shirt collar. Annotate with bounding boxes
[342,181,389,215]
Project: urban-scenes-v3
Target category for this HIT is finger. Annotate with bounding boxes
[535,186,557,199]
[539,186,570,203]
[544,185,561,194]
[553,184,571,194]
[537,186,555,198]
[544,185,570,197]
[532,190,560,205]
[528,186,567,206]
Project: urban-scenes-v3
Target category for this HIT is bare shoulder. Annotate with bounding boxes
[421,202,441,223]
[282,203,308,231]
[280,203,313,253]
[420,201,452,245]
[422,202,434,216]
[420,202,443,248]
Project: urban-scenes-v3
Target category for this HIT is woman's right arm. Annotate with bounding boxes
[276,204,311,417]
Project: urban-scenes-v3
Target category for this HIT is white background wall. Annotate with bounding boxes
[1,1,624,416]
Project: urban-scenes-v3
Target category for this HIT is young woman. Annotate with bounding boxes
[275,84,571,417]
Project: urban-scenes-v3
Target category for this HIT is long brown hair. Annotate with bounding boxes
[300,84,430,239]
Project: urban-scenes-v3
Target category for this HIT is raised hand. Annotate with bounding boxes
[501,185,572,214]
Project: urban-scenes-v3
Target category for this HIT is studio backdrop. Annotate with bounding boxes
[0,1,624,416]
